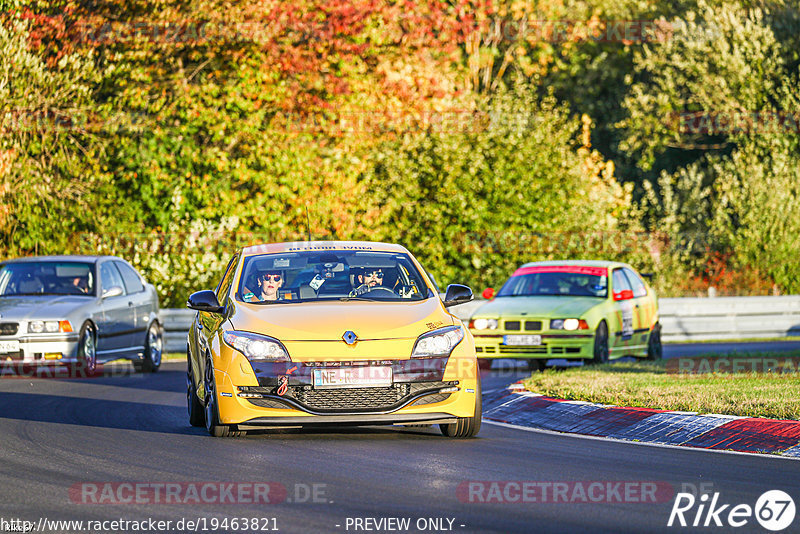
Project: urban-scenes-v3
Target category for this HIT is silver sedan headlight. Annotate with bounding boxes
[28,320,73,333]
[222,331,291,362]
[412,325,464,358]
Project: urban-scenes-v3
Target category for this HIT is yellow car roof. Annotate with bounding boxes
[241,241,411,257]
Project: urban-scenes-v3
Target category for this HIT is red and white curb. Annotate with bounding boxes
[483,383,800,458]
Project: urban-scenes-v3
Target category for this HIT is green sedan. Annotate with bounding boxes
[468,260,661,370]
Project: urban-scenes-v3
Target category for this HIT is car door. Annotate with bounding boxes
[193,254,238,365]
[114,260,150,351]
[96,260,132,356]
[610,268,635,355]
[622,267,651,353]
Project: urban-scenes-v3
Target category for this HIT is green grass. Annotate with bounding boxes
[524,352,800,420]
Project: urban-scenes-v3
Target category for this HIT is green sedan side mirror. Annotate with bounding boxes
[613,289,634,301]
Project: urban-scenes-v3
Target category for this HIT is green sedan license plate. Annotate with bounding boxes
[503,335,542,346]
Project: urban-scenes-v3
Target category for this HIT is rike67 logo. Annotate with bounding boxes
[668,490,796,531]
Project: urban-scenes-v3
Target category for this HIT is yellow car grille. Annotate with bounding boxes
[241,381,455,413]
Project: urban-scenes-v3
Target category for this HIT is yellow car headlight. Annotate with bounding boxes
[222,331,291,362]
[412,326,464,358]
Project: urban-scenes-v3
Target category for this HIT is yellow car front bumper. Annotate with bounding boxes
[211,342,480,427]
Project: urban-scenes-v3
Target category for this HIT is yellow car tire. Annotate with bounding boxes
[187,349,205,427]
[440,376,482,438]
[203,354,245,438]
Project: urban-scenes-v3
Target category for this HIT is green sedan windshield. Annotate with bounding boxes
[497,271,608,298]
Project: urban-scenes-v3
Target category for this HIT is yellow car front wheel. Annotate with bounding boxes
[203,354,245,438]
[440,376,481,438]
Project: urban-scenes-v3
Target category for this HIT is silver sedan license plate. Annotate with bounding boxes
[0,340,20,353]
[503,335,542,346]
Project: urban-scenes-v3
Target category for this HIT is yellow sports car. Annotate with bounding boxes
[186,241,481,438]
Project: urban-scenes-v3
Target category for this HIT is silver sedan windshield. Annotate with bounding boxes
[0,262,95,297]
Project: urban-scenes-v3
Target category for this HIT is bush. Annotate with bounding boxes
[358,81,640,291]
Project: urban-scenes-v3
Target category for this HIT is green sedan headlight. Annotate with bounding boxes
[550,319,589,331]
[222,331,291,361]
[470,318,498,330]
[412,326,464,358]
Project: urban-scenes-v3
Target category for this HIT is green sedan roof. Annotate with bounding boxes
[518,260,629,270]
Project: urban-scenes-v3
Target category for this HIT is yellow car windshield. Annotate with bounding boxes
[236,251,435,304]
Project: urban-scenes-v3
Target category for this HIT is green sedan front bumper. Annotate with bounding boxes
[472,332,595,360]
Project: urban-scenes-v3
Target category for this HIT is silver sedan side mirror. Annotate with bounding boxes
[102,286,124,299]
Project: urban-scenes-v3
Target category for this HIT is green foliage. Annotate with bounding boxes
[359,82,636,290]
[622,0,800,294]
[620,1,785,169]
[710,139,800,292]
[0,16,108,254]
[4,0,800,304]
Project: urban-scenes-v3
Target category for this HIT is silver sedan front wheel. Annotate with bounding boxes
[134,322,162,373]
[76,323,97,377]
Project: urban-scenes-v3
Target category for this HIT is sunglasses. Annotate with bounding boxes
[261,274,282,282]
[366,271,384,278]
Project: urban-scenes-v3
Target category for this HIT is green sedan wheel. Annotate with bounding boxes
[591,321,609,364]
[646,324,663,360]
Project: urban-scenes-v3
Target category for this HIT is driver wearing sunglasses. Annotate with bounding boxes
[349,267,387,297]
[243,270,284,302]
[360,268,384,288]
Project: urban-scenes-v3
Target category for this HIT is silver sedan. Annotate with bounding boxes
[0,256,162,373]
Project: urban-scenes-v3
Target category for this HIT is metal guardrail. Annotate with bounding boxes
[160,309,195,355]
[160,296,800,353]
[657,296,800,342]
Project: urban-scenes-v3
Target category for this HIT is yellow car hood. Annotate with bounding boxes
[229,298,454,342]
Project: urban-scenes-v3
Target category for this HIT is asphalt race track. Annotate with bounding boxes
[1,348,799,534]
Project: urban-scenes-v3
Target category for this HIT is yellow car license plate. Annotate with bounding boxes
[313,366,392,389]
